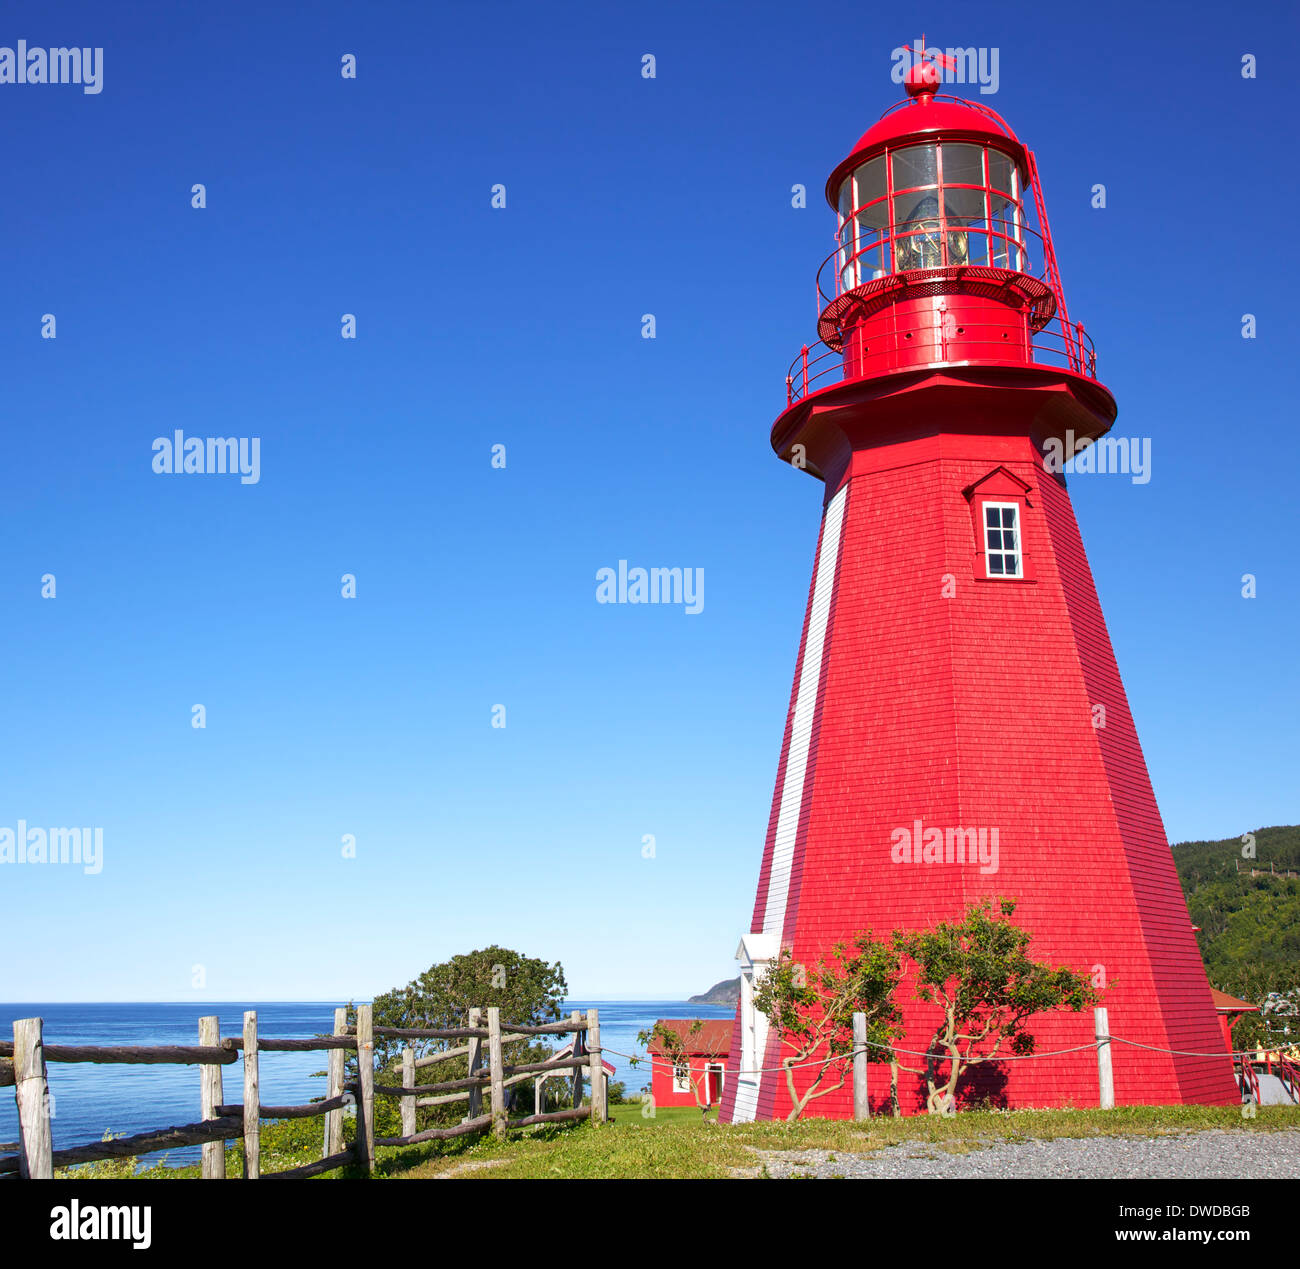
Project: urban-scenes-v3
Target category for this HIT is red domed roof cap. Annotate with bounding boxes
[825,92,1030,210]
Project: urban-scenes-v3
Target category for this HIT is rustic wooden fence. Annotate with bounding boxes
[0,1005,605,1180]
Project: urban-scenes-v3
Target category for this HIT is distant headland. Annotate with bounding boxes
[688,978,740,1005]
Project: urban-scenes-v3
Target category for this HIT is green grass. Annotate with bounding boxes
[610,1102,717,1126]
[55,1117,367,1180]
[389,1103,1300,1181]
[58,1102,1300,1181]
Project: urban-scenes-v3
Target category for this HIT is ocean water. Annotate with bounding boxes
[0,999,735,1168]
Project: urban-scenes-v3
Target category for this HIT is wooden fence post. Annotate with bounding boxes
[852,1012,869,1121]
[1095,1006,1114,1110]
[199,1016,226,1178]
[400,1046,416,1140]
[587,1008,606,1124]
[569,1010,583,1110]
[465,1007,483,1121]
[487,1007,506,1138]
[14,1018,53,1179]
[324,1007,347,1158]
[356,1004,375,1173]
[242,1011,260,1178]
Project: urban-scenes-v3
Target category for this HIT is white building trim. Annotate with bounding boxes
[731,485,846,1123]
[760,483,846,934]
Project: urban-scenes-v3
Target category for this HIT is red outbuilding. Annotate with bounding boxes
[1210,987,1259,1053]
[720,55,1239,1121]
[647,1020,732,1109]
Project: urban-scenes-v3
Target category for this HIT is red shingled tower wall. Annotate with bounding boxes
[719,427,1236,1121]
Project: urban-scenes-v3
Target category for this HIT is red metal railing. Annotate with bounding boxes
[784,312,1098,405]
[1025,149,1079,374]
[1240,1052,1262,1104]
[819,220,1047,310]
[1265,1052,1300,1103]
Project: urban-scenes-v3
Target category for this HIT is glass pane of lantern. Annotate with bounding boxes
[855,219,883,279]
[989,215,1020,268]
[891,144,937,194]
[839,219,857,290]
[962,218,990,266]
[838,178,853,222]
[942,186,985,221]
[942,143,985,188]
[988,149,1014,194]
[949,153,989,265]
[895,191,941,231]
[854,158,889,229]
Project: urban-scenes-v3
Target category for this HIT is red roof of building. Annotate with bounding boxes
[1210,988,1259,1013]
[646,1019,732,1056]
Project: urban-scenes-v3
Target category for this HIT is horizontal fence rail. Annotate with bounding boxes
[4,1005,606,1180]
[0,1042,239,1066]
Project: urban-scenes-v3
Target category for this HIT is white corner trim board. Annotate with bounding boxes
[760,483,846,936]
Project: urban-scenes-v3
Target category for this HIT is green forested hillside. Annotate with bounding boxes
[1172,825,1300,1045]
[1174,825,1300,965]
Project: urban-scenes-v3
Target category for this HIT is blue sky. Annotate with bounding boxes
[0,1,1295,1002]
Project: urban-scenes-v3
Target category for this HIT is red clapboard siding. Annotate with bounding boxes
[724,430,1236,1120]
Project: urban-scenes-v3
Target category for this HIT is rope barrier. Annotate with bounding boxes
[1107,1035,1299,1061]
[603,1032,1297,1080]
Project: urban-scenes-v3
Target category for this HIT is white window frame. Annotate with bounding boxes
[983,501,1023,579]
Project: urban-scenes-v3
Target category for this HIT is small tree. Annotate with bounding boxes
[753,936,904,1121]
[891,898,1098,1115]
[636,1020,728,1119]
[347,946,567,1130]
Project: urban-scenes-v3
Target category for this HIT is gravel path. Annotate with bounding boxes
[745,1129,1300,1179]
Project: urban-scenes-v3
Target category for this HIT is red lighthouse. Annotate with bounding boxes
[720,66,1237,1120]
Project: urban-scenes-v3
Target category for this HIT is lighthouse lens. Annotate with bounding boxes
[896,194,944,271]
[947,223,970,267]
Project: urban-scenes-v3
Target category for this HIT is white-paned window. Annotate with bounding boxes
[983,502,1022,578]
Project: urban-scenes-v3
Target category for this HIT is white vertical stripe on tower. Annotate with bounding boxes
[760,482,847,936]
